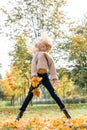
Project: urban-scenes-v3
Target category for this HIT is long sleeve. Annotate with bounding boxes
[45,53,58,80]
[49,58,58,80]
[31,53,38,77]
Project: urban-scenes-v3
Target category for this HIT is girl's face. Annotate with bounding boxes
[39,42,47,52]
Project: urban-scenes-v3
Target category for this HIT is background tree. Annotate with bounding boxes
[1,0,87,102]
[3,67,17,105]
[0,63,2,68]
[0,73,6,100]
[56,68,75,98]
[1,0,67,40]
[9,35,32,104]
[64,15,87,96]
[0,0,69,77]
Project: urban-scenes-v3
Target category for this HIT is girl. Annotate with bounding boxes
[15,34,71,121]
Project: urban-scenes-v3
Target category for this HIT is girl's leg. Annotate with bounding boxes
[15,86,34,121]
[40,73,71,118]
[42,75,65,110]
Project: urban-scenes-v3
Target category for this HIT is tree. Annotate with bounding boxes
[1,0,67,41]
[0,63,2,68]
[65,15,87,95]
[56,68,75,98]
[9,35,32,104]
[57,74,75,98]
[72,65,87,95]
[3,66,17,105]
[0,74,6,100]
[58,67,71,79]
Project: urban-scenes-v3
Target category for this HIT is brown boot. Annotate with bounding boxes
[62,108,71,119]
[15,111,24,121]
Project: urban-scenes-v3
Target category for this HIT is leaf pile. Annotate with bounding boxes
[0,114,87,130]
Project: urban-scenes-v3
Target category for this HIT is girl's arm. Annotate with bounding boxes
[31,53,38,77]
[47,54,58,80]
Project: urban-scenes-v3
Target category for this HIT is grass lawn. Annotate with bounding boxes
[0,103,87,119]
[0,103,87,129]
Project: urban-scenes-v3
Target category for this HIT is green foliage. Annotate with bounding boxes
[0,63,2,68]
[56,68,75,98]
[0,73,2,80]
[58,67,71,79]
[68,34,87,95]
[63,96,87,104]
[1,0,67,40]
[69,34,87,65]
[8,35,32,103]
[56,74,75,98]
[0,89,6,100]
[0,75,5,100]
[1,0,87,103]
[64,17,87,96]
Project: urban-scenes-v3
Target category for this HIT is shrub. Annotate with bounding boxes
[63,97,73,104]
[80,97,86,103]
[73,96,80,103]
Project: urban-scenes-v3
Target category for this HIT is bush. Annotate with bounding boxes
[33,96,87,105]
[63,96,87,104]
[73,96,80,103]
[33,99,56,105]
[63,97,73,104]
[80,97,86,103]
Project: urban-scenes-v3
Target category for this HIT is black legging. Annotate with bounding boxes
[20,73,65,111]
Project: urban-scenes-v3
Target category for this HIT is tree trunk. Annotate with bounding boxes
[10,95,15,106]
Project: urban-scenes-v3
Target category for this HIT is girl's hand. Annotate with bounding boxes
[53,79,60,88]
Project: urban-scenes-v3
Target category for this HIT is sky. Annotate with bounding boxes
[0,0,87,78]
[64,0,87,20]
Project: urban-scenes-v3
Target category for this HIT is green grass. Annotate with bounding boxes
[0,103,87,120]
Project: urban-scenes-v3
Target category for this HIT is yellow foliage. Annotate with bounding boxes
[2,66,18,98]
[69,34,87,52]
[32,88,42,98]
[0,114,87,130]
[30,77,42,87]
[30,77,42,98]
[56,74,75,97]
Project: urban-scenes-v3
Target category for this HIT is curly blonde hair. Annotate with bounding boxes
[27,32,53,54]
[35,32,53,52]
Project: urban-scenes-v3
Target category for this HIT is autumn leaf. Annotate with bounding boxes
[32,88,42,98]
[30,77,42,87]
